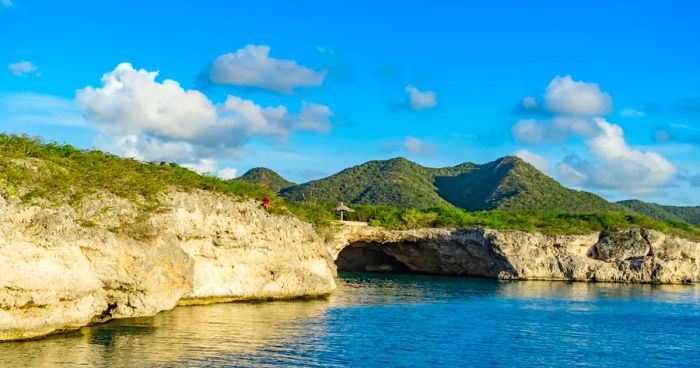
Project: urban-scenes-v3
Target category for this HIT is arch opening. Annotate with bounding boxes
[335,244,410,273]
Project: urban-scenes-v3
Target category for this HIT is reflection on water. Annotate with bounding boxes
[2,273,700,367]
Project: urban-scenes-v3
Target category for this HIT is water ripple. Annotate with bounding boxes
[2,273,700,367]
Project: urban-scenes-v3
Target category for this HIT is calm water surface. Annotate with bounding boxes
[3,273,700,367]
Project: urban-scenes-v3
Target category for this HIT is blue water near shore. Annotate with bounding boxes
[3,273,700,367]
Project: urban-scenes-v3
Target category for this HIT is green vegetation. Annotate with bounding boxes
[280,157,476,208]
[436,156,619,212]
[1,134,698,240]
[343,204,700,239]
[0,134,278,208]
[237,167,296,193]
[280,155,617,213]
[617,199,700,225]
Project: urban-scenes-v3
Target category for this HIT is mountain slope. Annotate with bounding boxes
[617,200,700,225]
[237,167,295,193]
[436,156,619,212]
[281,156,619,212]
[280,157,476,208]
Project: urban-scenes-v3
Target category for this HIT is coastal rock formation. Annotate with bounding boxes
[0,190,335,341]
[330,226,700,283]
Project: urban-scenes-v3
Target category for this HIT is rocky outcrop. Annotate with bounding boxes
[2,186,699,342]
[330,226,700,283]
[0,190,335,341]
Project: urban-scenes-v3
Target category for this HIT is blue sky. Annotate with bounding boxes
[1,0,699,205]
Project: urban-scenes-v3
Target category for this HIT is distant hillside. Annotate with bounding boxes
[280,157,476,208]
[280,156,618,212]
[436,156,619,212]
[237,167,295,193]
[617,200,700,225]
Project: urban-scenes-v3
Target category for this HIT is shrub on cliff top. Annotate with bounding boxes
[0,134,277,206]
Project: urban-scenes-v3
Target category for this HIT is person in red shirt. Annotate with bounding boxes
[262,196,270,211]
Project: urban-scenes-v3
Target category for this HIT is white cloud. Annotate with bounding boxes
[182,158,217,175]
[292,101,333,132]
[1,0,12,7]
[217,167,238,180]
[77,63,219,142]
[8,61,39,77]
[512,116,597,143]
[621,108,646,117]
[405,84,437,111]
[218,95,289,141]
[110,134,198,162]
[544,75,612,116]
[404,136,437,156]
[513,76,676,195]
[209,44,326,93]
[512,119,549,143]
[0,92,85,126]
[557,119,677,194]
[77,62,333,149]
[515,149,550,174]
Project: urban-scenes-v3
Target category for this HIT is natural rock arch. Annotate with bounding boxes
[335,243,410,273]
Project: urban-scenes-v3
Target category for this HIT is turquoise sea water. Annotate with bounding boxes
[3,273,700,367]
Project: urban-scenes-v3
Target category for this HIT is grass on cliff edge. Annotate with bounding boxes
[1,134,698,240]
[289,202,700,240]
[0,134,280,208]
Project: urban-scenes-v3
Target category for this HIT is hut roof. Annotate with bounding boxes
[334,202,354,212]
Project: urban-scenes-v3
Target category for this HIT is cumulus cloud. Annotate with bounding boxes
[77,62,333,171]
[209,44,326,93]
[404,136,437,156]
[513,76,676,194]
[557,119,677,194]
[182,158,217,175]
[512,76,609,142]
[515,149,550,174]
[512,116,598,143]
[405,85,437,111]
[291,101,333,132]
[544,75,612,116]
[217,167,238,180]
[77,63,219,142]
[8,61,39,77]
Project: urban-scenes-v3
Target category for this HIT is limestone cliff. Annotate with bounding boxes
[331,226,700,283]
[3,189,700,342]
[0,190,336,341]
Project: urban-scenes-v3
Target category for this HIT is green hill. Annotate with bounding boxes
[280,157,476,208]
[436,156,619,212]
[280,156,618,212]
[617,200,700,225]
[237,167,295,193]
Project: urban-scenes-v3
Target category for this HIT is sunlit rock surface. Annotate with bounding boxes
[331,226,700,283]
[0,190,335,341]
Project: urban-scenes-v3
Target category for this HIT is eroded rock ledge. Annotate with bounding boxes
[0,190,336,341]
[329,226,700,283]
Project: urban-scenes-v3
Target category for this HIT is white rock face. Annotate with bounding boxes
[0,190,335,341]
[331,226,700,283]
[156,191,336,304]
